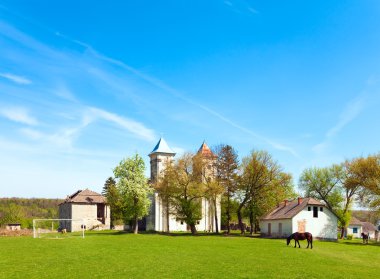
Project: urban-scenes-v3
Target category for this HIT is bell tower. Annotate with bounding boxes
[149,137,176,183]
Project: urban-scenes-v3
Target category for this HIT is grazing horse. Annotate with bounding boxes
[287,232,313,249]
[361,232,369,244]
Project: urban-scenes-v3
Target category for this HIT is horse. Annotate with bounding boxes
[361,232,369,244]
[287,232,313,249]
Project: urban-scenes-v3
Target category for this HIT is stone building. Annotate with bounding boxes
[145,137,221,232]
[59,189,110,232]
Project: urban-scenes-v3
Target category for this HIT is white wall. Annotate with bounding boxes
[292,206,337,240]
[260,219,292,238]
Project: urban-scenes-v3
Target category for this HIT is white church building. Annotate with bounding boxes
[145,137,221,232]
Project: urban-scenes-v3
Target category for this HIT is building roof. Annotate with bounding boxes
[261,197,325,220]
[349,217,377,232]
[197,141,216,158]
[349,216,363,226]
[149,137,176,156]
[61,189,106,204]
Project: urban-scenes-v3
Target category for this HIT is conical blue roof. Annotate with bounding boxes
[149,137,176,156]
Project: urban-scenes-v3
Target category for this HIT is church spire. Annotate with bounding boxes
[149,137,176,156]
[197,140,216,158]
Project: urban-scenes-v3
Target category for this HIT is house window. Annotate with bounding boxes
[353,227,358,233]
[320,207,323,212]
[313,206,318,218]
[308,207,311,211]
[196,221,200,225]
[180,221,184,225]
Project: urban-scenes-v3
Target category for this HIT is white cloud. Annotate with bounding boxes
[0,106,38,125]
[312,95,366,154]
[0,72,32,85]
[87,107,156,142]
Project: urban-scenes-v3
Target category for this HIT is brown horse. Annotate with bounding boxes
[287,232,313,249]
[361,232,369,244]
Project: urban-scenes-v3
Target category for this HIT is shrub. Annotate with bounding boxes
[347,234,353,240]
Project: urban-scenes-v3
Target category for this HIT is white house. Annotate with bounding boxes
[346,216,377,239]
[59,189,110,232]
[260,197,338,240]
[145,137,221,232]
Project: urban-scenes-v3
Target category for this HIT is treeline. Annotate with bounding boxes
[0,198,63,228]
[104,145,380,236]
[103,145,296,235]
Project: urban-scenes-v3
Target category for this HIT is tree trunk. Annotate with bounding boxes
[249,209,254,235]
[190,223,197,235]
[340,226,345,239]
[227,194,231,234]
[214,197,219,234]
[254,219,259,234]
[237,208,245,234]
[165,199,170,233]
[133,215,138,234]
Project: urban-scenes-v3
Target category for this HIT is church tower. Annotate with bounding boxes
[149,137,176,183]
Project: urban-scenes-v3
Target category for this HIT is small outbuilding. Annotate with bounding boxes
[6,223,21,231]
[346,217,377,239]
[59,189,110,232]
[260,197,338,240]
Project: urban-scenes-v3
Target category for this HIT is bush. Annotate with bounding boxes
[347,234,353,240]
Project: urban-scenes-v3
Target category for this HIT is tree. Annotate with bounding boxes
[154,161,176,232]
[113,154,152,234]
[213,144,239,234]
[237,150,292,234]
[102,177,123,227]
[299,155,380,239]
[159,153,205,234]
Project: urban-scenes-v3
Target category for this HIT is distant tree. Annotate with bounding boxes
[237,150,292,234]
[0,203,25,226]
[213,144,239,234]
[102,177,123,227]
[113,154,152,234]
[299,155,380,239]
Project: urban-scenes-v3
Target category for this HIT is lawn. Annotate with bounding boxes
[0,231,379,279]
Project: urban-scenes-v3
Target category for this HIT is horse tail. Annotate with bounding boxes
[310,233,313,249]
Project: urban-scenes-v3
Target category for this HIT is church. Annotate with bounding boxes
[145,137,221,232]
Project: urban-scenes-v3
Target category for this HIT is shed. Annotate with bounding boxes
[6,223,21,231]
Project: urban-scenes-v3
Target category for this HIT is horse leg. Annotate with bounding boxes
[297,239,301,248]
[294,239,296,248]
[307,240,309,249]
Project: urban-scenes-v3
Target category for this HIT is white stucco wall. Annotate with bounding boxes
[292,206,337,239]
[346,225,363,238]
[147,193,221,232]
[260,206,338,240]
[260,219,292,238]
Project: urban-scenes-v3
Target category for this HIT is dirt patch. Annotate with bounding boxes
[0,229,32,237]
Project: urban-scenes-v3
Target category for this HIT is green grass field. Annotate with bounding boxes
[0,231,379,279]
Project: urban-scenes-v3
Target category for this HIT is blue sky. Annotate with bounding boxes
[1,1,380,198]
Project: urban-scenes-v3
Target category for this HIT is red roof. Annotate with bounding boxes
[261,197,324,220]
[61,189,106,204]
[197,141,216,158]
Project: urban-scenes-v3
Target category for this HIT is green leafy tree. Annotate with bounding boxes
[299,155,380,239]
[237,150,293,234]
[102,177,123,227]
[159,153,205,234]
[113,154,152,234]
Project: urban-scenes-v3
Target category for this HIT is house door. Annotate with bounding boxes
[268,223,272,236]
[97,204,105,224]
[279,223,282,236]
[297,220,306,233]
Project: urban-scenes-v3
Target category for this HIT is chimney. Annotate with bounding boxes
[298,197,303,205]
[284,200,288,206]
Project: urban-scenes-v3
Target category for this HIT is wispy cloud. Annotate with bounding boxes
[223,0,259,15]
[0,72,32,84]
[86,107,156,142]
[0,106,38,125]
[313,95,366,154]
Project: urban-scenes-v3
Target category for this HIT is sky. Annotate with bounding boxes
[1,1,380,198]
